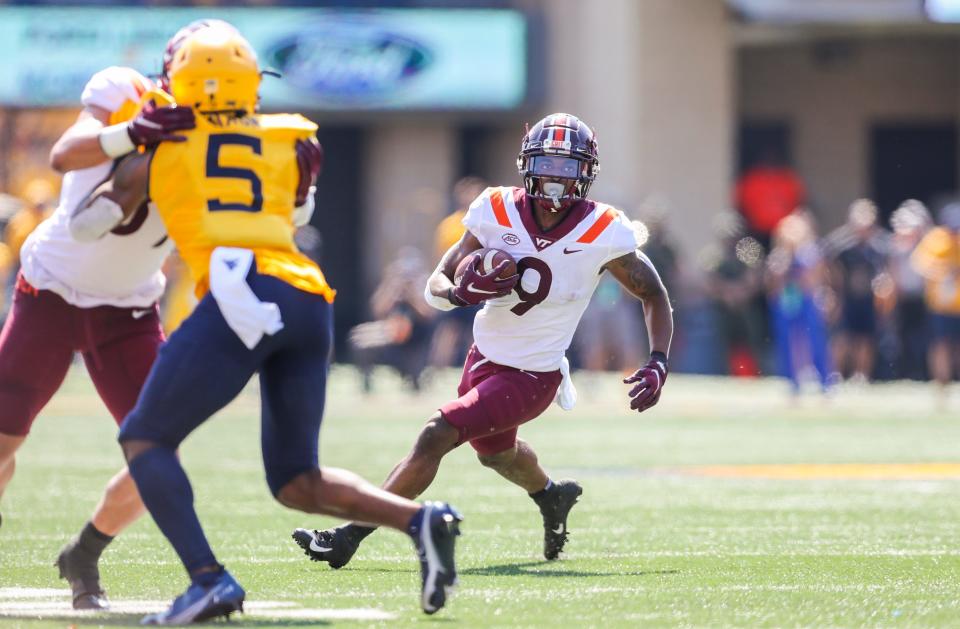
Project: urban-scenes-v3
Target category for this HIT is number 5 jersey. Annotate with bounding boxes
[463,186,640,372]
[148,111,333,302]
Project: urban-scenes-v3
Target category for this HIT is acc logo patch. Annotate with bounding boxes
[502,233,521,246]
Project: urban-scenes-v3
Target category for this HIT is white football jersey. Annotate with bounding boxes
[464,186,640,372]
[20,66,172,309]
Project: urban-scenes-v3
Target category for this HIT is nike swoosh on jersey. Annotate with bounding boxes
[464,283,499,295]
[131,309,152,319]
[563,248,582,254]
[309,539,333,553]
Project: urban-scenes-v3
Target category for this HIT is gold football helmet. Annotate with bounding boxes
[167,26,260,114]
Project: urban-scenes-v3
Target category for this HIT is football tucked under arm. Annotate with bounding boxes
[70,151,151,242]
[423,229,485,310]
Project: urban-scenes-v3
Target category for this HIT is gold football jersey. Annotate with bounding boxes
[149,112,333,301]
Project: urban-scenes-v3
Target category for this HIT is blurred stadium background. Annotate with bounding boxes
[4,0,960,386]
[6,2,960,626]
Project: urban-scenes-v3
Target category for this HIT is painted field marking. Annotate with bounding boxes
[0,588,395,621]
[676,463,960,480]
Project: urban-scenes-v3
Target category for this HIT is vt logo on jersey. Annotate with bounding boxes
[533,236,554,251]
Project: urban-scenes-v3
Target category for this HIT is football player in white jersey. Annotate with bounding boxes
[294,113,674,566]
[0,21,256,610]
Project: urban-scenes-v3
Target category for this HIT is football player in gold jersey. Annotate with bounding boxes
[78,24,462,623]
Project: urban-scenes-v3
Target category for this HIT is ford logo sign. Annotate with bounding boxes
[265,19,432,101]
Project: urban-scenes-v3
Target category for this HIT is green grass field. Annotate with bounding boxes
[2,366,960,628]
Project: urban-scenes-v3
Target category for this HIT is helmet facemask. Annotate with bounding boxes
[519,154,594,211]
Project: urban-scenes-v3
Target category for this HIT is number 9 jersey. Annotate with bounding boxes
[148,111,334,301]
[463,186,640,372]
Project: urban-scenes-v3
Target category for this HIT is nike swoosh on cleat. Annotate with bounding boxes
[309,539,333,553]
[464,283,499,296]
[552,524,565,534]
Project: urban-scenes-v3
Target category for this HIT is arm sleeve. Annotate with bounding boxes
[81,66,149,113]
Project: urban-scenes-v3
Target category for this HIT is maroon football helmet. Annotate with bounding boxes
[159,19,239,92]
[517,113,600,208]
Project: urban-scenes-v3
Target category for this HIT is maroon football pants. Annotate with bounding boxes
[440,345,562,456]
[0,274,163,436]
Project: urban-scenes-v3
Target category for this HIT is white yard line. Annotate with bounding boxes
[0,588,395,621]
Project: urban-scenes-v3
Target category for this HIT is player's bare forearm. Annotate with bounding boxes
[70,151,151,242]
[427,230,483,299]
[49,107,112,173]
[89,151,150,217]
[605,250,674,355]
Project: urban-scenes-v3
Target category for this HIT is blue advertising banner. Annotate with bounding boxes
[0,7,527,110]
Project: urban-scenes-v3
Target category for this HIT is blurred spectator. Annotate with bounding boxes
[735,149,805,250]
[351,247,436,392]
[429,176,486,368]
[823,199,890,382]
[575,272,644,374]
[637,196,679,294]
[888,200,933,380]
[4,178,55,270]
[702,212,766,376]
[910,203,960,394]
[765,211,833,393]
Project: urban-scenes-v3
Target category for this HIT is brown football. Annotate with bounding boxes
[454,248,518,284]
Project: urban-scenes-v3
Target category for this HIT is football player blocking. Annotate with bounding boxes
[75,25,462,623]
[294,114,674,567]
[0,42,199,610]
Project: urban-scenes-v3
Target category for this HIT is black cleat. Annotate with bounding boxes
[411,501,462,614]
[536,480,583,561]
[292,526,361,569]
[56,542,109,611]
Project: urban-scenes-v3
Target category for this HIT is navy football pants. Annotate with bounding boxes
[118,271,332,496]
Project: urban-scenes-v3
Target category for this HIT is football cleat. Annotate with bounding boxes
[411,501,463,615]
[535,480,583,561]
[291,526,361,570]
[141,569,244,625]
[56,541,109,611]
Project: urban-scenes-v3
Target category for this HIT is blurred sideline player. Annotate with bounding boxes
[294,113,673,567]
[82,25,462,623]
[0,55,194,610]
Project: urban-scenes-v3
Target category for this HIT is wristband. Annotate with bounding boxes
[98,123,137,158]
[650,351,669,367]
[423,284,457,312]
[292,187,316,227]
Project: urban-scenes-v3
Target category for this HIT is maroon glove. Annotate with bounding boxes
[451,256,519,306]
[127,100,195,147]
[624,352,668,412]
[295,139,324,206]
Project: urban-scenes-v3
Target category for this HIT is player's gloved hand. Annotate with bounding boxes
[127,100,196,147]
[624,351,668,413]
[295,139,324,206]
[450,256,519,306]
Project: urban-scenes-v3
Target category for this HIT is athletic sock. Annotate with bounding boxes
[127,447,218,575]
[529,479,554,505]
[405,507,426,540]
[75,521,114,561]
[191,564,225,588]
[342,523,377,543]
